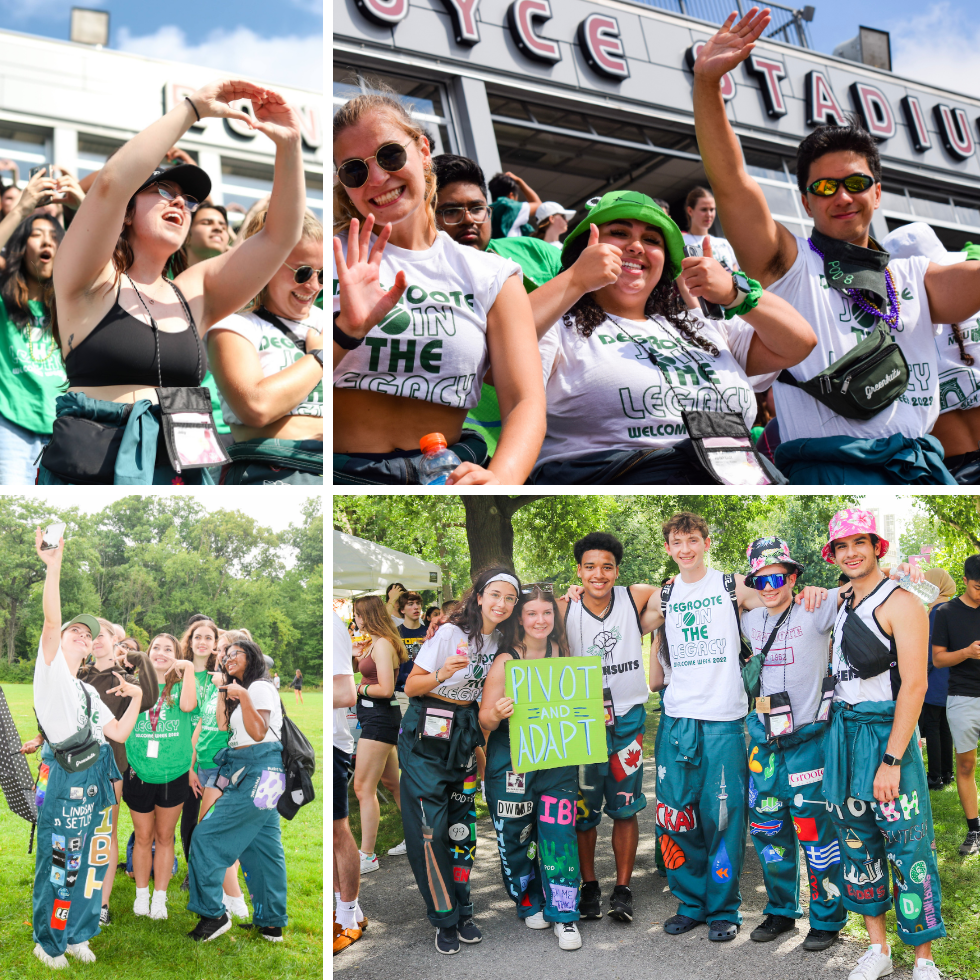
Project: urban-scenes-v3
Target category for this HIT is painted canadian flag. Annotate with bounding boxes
[610,735,644,782]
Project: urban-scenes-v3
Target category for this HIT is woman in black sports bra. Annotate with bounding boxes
[41,77,307,485]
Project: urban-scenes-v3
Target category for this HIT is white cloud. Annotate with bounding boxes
[116,24,323,92]
[890,3,980,100]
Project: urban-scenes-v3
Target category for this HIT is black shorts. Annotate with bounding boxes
[356,698,401,745]
[334,747,351,821]
[122,768,190,813]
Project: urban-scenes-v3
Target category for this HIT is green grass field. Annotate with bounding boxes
[0,684,323,980]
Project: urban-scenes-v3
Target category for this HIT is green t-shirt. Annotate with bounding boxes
[464,239,563,455]
[126,681,196,783]
[0,296,67,435]
[195,671,230,771]
[200,370,230,435]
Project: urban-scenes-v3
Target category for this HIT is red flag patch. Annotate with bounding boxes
[610,735,643,782]
[794,816,818,842]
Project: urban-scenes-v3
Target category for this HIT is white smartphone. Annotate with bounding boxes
[41,522,66,550]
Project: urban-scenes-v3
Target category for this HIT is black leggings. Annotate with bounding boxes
[919,702,954,780]
[180,777,201,865]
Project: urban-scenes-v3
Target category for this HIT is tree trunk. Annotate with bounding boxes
[462,496,545,582]
[6,598,17,664]
[436,531,453,603]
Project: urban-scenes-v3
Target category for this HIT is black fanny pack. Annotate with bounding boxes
[777,320,909,421]
[38,689,101,774]
[42,410,130,484]
[839,601,901,697]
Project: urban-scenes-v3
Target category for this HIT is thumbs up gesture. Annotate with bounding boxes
[680,235,738,305]
[570,223,623,294]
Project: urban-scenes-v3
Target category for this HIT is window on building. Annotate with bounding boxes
[76,135,127,180]
[0,126,49,183]
[881,180,980,251]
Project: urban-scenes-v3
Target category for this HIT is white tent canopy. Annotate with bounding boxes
[333,530,441,597]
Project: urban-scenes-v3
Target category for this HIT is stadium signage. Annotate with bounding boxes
[345,0,980,165]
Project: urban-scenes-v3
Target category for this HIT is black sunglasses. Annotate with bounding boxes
[336,140,411,188]
[284,262,324,286]
[806,173,875,197]
[521,582,555,595]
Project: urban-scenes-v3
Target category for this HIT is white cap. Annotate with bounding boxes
[881,221,966,266]
[535,201,577,225]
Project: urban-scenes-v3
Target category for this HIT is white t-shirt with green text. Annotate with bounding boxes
[34,640,112,745]
[414,623,498,703]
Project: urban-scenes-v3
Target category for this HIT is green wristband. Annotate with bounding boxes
[723,276,764,320]
[963,241,980,262]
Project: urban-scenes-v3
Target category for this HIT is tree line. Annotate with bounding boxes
[0,495,323,683]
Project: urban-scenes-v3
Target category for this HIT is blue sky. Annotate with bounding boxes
[0,0,323,90]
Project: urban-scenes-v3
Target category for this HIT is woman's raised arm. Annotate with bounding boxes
[35,528,64,666]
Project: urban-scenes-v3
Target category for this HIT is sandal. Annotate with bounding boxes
[333,926,362,955]
[708,920,739,942]
[664,914,702,935]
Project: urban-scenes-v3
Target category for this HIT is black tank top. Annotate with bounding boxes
[65,279,205,388]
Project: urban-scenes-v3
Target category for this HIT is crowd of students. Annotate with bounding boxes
[332,9,980,486]
[333,505,976,980]
[23,528,289,968]
[0,76,324,486]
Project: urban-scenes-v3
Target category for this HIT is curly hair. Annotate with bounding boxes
[559,231,718,355]
[449,564,522,656]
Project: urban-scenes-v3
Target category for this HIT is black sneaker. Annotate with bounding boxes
[608,885,633,923]
[435,926,459,955]
[750,914,796,942]
[802,928,839,951]
[188,912,231,943]
[579,881,602,920]
[99,906,111,926]
[927,776,944,791]
[237,922,284,941]
[959,830,980,855]
[457,917,482,944]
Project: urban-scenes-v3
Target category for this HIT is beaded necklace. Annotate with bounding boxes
[807,238,900,329]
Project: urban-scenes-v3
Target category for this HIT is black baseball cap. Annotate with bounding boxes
[132,164,211,204]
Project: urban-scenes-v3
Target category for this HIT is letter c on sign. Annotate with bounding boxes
[507,0,561,64]
[354,0,410,25]
[578,14,629,80]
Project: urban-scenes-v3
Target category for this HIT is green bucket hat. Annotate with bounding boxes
[560,190,686,278]
[60,614,101,641]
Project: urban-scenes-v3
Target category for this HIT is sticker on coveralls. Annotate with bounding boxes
[448,823,469,841]
[68,838,81,852]
[251,770,286,810]
[57,887,70,900]
[657,765,666,783]
[52,851,66,868]
[70,787,83,800]
[50,866,66,886]
[711,840,732,881]
[463,774,477,794]
[50,900,70,930]
[793,816,819,841]
[551,884,577,912]
[804,841,841,871]
[519,823,533,844]
[898,892,922,919]
[498,800,533,818]
[909,861,927,884]
[52,834,65,851]
[761,844,785,863]
[656,802,697,833]
[527,842,537,860]
[764,754,776,779]
[66,871,78,888]
[747,776,759,808]
[519,871,534,893]
[750,820,781,836]
[755,796,781,813]
[67,855,81,871]
[505,771,526,794]
[453,867,470,883]
[788,768,824,787]
[748,746,763,772]
[87,785,97,797]
[610,736,643,782]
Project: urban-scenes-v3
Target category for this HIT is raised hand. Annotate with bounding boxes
[333,215,408,340]
[19,168,58,212]
[165,146,197,166]
[571,223,623,293]
[106,672,143,699]
[562,585,586,603]
[34,527,64,565]
[680,237,737,304]
[52,167,85,210]
[222,681,249,701]
[250,91,302,146]
[493,697,515,721]
[693,8,771,81]
[188,78,271,126]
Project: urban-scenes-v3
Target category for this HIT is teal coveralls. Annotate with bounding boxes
[187,742,288,927]
[745,713,846,930]
[823,702,946,944]
[399,697,484,928]
[484,653,580,922]
[33,743,120,957]
[655,714,748,925]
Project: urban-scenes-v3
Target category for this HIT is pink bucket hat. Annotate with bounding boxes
[822,507,889,563]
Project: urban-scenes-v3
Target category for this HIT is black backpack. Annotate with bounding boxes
[275,699,316,820]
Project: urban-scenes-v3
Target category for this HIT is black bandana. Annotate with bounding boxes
[810,228,890,306]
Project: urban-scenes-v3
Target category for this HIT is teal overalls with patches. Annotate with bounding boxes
[399,697,484,928]
[745,714,846,930]
[484,649,580,922]
[187,741,288,927]
[823,701,946,944]
[33,742,120,957]
[656,714,749,924]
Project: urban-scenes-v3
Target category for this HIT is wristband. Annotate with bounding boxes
[964,241,980,262]
[722,272,763,319]
[312,348,324,368]
[334,312,363,350]
[185,97,201,122]
[882,752,902,767]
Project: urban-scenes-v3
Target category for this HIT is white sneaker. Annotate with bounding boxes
[525,911,549,929]
[66,942,97,964]
[555,921,582,950]
[224,895,250,920]
[133,890,150,917]
[388,840,408,856]
[913,959,942,980]
[149,891,168,920]
[33,944,68,969]
[848,945,894,980]
[359,851,379,875]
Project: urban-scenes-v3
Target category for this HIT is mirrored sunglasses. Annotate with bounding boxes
[806,173,875,197]
[749,573,787,591]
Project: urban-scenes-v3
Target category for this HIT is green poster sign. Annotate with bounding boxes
[505,655,607,773]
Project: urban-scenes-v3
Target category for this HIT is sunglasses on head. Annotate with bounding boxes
[749,573,787,591]
[284,262,324,286]
[336,140,412,188]
[806,173,875,197]
[152,183,201,212]
[521,583,555,595]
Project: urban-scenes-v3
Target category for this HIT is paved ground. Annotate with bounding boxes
[336,764,892,980]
